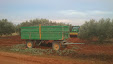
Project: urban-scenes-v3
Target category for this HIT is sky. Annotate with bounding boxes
[0,0,113,25]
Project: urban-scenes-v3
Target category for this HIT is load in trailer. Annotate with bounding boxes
[21,25,83,50]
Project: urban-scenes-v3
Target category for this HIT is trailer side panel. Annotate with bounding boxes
[21,26,69,40]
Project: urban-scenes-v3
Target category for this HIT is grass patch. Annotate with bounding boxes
[0,33,19,37]
[0,46,11,52]
[9,44,77,56]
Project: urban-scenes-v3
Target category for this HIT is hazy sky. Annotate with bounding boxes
[0,0,113,25]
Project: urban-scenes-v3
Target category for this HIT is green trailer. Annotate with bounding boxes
[21,25,70,50]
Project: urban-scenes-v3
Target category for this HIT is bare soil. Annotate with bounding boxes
[0,51,110,64]
[0,36,25,46]
[67,38,113,55]
[0,36,113,64]
[67,37,88,43]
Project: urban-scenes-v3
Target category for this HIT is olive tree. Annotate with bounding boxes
[0,19,15,36]
[78,18,113,43]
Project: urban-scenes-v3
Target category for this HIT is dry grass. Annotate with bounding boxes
[1,33,19,37]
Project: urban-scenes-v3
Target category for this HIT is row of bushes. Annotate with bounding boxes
[79,18,113,42]
[0,18,71,36]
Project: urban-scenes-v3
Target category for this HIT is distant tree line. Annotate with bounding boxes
[0,18,71,36]
[78,18,113,43]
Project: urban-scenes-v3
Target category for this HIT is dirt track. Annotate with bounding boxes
[0,54,38,64]
[0,51,112,64]
[0,52,81,64]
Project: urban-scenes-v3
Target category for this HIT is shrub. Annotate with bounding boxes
[79,18,113,43]
[0,19,15,36]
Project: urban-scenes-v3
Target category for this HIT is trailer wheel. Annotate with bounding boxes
[52,42,60,51]
[26,41,33,48]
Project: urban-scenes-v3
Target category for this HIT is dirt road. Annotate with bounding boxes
[0,52,80,64]
[0,51,111,64]
[0,55,39,64]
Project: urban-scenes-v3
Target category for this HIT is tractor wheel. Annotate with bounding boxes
[26,41,33,48]
[52,42,60,51]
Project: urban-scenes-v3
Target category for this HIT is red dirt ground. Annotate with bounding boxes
[0,36,25,46]
[67,37,88,43]
[0,36,113,55]
[67,44,113,55]
[0,36,113,64]
[0,51,111,64]
[67,37,113,55]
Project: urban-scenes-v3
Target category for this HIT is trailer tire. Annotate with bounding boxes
[52,41,60,51]
[26,41,34,48]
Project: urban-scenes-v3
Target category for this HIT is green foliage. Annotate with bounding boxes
[10,44,76,56]
[0,18,71,35]
[16,18,71,34]
[79,18,113,43]
[78,19,97,40]
[0,19,15,36]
